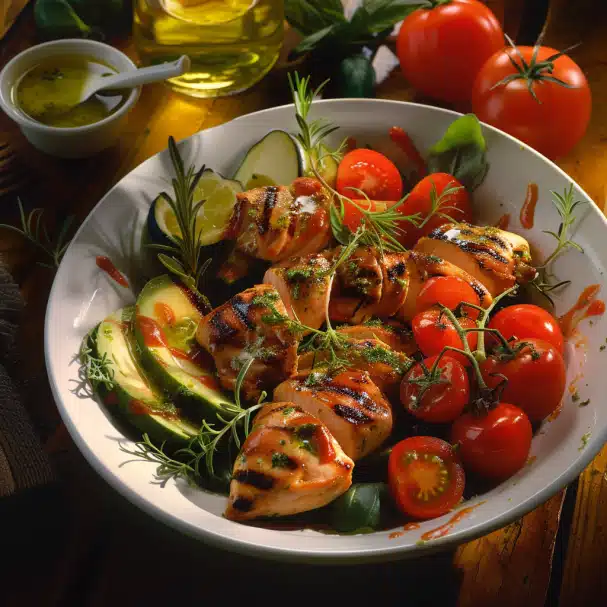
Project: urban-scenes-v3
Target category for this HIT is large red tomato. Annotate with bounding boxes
[396,0,504,103]
[472,45,591,159]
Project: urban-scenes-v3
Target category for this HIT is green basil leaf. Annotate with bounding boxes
[292,25,337,56]
[331,482,388,533]
[34,0,93,39]
[329,201,352,245]
[427,114,490,191]
[285,0,345,36]
[351,0,425,35]
[335,53,376,98]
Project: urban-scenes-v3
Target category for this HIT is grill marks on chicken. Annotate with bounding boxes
[263,252,335,333]
[230,179,331,263]
[329,247,409,324]
[225,402,353,521]
[196,285,297,401]
[274,370,393,461]
[415,223,536,297]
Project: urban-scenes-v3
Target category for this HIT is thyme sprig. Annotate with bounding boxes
[0,198,74,268]
[150,136,212,297]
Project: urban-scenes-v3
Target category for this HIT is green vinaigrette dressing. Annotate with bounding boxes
[13,55,127,128]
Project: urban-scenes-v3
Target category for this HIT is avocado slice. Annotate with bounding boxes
[90,306,199,445]
[133,274,237,423]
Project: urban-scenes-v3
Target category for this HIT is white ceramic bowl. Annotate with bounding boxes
[0,39,140,158]
[45,100,607,562]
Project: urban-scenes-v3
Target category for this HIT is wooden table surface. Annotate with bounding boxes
[2,1,607,605]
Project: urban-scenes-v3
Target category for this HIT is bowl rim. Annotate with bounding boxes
[0,38,140,135]
[44,98,607,562]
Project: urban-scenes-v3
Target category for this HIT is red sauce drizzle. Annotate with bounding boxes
[129,399,151,415]
[136,315,169,348]
[389,126,427,179]
[154,302,176,326]
[495,213,510,230]
[421,502,486,542]
[389,522,421,540]
[520,182,539,229]
[96,256,129,288]
[315,425,336,465]
[559,284,604,337]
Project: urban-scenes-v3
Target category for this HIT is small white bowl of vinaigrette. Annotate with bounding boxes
[0,39,140,158]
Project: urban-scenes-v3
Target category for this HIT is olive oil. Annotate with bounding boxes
[134,0,284,98]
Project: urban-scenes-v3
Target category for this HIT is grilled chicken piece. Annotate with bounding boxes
[414,223,536,297]
[274,370,393,460]
[336,321,416,356]
[263,251,335,333]
[225,402,353,521]
[196,285,297,401]
[329,247,409,324]
[230,178,331,263]
[297,338,410,397]
[397,250,493,321]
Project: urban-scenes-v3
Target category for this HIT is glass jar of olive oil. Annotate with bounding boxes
[133,0,284,98]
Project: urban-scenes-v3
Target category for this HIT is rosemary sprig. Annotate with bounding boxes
[0,198,74,268]
[150,136,212,296]
[417,180,465,230]
[532,184,586,303]
[79,335,115,391]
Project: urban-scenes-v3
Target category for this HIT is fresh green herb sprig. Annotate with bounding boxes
[120,358,265,483]
[532,184,587,303]
[79,336,114,391]
[150,136,212,301]
[0,198,74,269]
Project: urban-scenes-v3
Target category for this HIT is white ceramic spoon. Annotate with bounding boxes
[78,55,191,103]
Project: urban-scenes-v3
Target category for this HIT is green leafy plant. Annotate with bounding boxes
[285,0,426,97]
[330,482,389,533]
[0,198,74,269]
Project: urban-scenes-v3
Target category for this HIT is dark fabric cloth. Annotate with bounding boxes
[0,263,54,496]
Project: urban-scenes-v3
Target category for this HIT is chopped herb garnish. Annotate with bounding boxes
[272,453,292,468]
[579,399,590,407]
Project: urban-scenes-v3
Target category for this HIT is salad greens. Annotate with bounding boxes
[330,483,390,533]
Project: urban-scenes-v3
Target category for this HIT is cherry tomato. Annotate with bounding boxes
[472,45,591,159]
[396,174,473,248]
[336,149,403,202]
[401,355,469,423]
[416,276,481,319]
[451,403,532,480]
[388,436,465,520]
[412,309,478,366]
[481,338,566,422]
[488,304,564,354]
[341,199,387,232]
[396,0,504,103]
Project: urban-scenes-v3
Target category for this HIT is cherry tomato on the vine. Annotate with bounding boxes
[401,355,470,423]
[336,149,403,202]
[451,403,532,480]
[416,276,481,319]
[396,0,504,103]
[488,304,564,354]
[388,436,465,520]
[412,308,478,366]
[481,338,566,422]
[396,173,473,248]
[472,44,591,159]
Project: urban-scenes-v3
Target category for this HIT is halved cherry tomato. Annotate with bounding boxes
[416,276,481,319]
[388,436,465,520]
[488,304,564,354]
[481,338,566,422]
[396,173,473,248]
[412,309,478,366]
[401,355,469,423]
[336,149,403,202]
[397,0,504,103]
[451,403,532,480]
